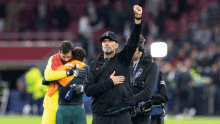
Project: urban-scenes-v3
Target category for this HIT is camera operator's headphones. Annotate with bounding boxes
[126,35,145,52]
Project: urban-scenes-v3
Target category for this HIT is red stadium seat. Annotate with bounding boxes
[186,0,196,6]
[23,0,35,8]
[63,21,79,35]
[49,0,56,10]
[198,0,209,14]
[190,9,199,23]
[170,0,179,14]
[179,13,189,34]
[142,12,149,23]
[0,0,6,3]
[64,0,87,19]
[164,16,178,34]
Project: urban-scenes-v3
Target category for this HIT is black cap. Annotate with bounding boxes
[100,31,117,42]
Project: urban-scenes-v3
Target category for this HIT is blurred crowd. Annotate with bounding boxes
[155,38,220,115]
[0,0,219,116]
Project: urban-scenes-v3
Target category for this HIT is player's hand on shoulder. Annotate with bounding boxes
[66,67,86,78]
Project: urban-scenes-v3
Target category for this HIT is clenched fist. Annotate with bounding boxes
[133,5,142,18]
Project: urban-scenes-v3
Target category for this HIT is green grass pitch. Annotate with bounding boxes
[0,115,220,124]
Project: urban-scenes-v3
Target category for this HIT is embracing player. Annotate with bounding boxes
[41,41,86,124]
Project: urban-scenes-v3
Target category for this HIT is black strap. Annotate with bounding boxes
[135,16,142,20]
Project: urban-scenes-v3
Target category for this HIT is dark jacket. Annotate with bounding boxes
[84,23,142,114]
[58,65,89,105]
[152,71,169,105]
[132,52,159,104]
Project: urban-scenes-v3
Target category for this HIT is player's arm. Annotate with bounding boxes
[84,62,114,97]
[134,62,158,104]
[44,56,67,81]
[151,72,168,104]
[118,5,142,65]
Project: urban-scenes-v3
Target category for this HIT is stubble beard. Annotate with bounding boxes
[103,48,114,55]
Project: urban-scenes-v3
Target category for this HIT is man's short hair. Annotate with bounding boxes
[126,35,145,47]
[60,41,74,54]
[72,47,86,62]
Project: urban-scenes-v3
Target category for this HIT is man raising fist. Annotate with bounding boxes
[84,5,143,124]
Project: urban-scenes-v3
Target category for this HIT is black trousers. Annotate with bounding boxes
[151,115,164,124]
[131,114,150,124]
[92,110,132,124]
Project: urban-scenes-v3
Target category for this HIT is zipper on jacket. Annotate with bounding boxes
[121,85,128,95]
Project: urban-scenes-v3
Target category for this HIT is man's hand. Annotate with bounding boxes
[133,5,142,18]
[71,84,84,94]
[130,105,142,117]
[110,71,125,85]
[141,100,153,115]
[66,67,86,78]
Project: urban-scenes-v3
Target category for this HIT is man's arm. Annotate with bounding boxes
[134,62,158,103]
[84,62,114,97]
[44,56,67,81]
[118,5,142,65]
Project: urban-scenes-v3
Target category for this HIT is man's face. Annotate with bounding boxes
[59,51,72,64]
[132,48,140,60]
[102,39,118,55]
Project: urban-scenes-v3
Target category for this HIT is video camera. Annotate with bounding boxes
[130,100,153,117]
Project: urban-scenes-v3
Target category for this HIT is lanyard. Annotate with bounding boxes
[132,57,141,75]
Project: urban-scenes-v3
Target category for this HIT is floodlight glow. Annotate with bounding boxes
[150,42,167,57]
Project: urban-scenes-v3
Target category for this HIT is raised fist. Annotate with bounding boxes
[133,5,142,18]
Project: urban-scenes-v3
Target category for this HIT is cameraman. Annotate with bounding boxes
[128,35,158,124]
[149,71,168,124]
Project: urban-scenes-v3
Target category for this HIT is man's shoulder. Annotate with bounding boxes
[67,60,85,65]
[141,53,156,64]
[51,53,59,58]
[88,60,101,72]
[90,59,97,65]
[47,53,58,61]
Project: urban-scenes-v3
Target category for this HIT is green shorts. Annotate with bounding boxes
[56,105,87,124]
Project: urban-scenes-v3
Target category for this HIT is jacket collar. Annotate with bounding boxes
[97,53,105,64]
[97,53,115,63]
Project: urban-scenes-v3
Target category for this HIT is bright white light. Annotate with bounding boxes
[150,42,167,57]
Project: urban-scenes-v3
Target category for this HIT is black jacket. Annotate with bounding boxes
[151,71,168,105]
[132,52,159,104]
[84,23,142,114]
